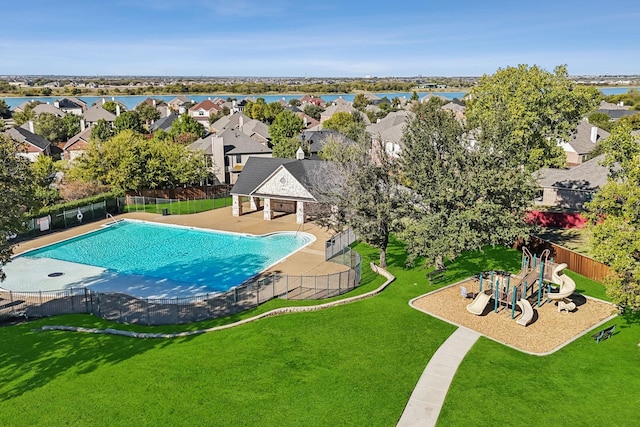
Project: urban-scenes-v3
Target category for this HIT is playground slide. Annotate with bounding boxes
[516,299,534,326]
[466,292,492,315]
[549,263,576,300]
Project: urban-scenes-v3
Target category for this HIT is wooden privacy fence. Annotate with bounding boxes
[526,236,614,282]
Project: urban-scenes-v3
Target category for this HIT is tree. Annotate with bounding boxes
[0,99,9,118]
[303,104,323,120]
[289,98,302,107]
[269,111,304,157]
[135,103,161,129]
[90,119,114,143]
[30,154,60,207]
[101,101,123,114]
[0,134,34,280]
[34,113,67,143]
[466,64,600,171]
[113,111,145,134]
[61,113,81,138]
[169,113,206,142]
[588,112,613,132]
[352,93,369,110]
[322,111,366,141]
[264,102,284,124]
[72,130,208,193]
[41,87,52,96]
[12,102,39,126]
[314,131,396,267]
[586,122,640,311]
[410,91,419,102]
[398,103,537,269]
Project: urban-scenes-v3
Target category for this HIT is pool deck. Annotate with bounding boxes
[13,206,349,279]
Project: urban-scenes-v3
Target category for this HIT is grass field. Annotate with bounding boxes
[123,197,232,215]
[0,238,638,426]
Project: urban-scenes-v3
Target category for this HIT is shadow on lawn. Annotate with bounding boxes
[0,317,199,402]
[379,237,523,287]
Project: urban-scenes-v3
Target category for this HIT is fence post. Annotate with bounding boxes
[146,298,150,326]
[70,287,74,312]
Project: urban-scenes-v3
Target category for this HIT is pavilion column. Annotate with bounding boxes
[296,201,305,224]
[250,196,261,211]
[263,198,273,220]
[232,195,242,217]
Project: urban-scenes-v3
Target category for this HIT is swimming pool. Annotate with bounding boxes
[6,220,314,298]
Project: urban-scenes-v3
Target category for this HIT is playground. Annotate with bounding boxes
[412,248,617,354]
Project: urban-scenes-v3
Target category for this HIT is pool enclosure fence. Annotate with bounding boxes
[0,247,362,325]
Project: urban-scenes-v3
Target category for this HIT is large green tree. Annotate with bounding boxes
[466,64,600,170]
[0,134,34,280]
[34,113,67,143]
[322,111,367,141]
[72,130,208,193]
[269,111,304,158]
[586,122,640,311]
[169,113,206,143]
[398,103,537,269]
[135,102,161,128]
[90,119,114,143]
[113,111,145,134]
[314,131,396,267]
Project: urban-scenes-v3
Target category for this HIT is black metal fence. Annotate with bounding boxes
[19,199,123,240]
[0,249,362,325]
[325,228,357,260]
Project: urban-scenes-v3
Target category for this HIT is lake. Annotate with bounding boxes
[1,88,635,110]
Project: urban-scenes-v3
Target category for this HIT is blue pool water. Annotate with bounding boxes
[21,220,313,298]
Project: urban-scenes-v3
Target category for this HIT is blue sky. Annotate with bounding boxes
[1,0,639,77]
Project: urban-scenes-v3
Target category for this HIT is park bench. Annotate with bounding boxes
[426,267,446,284]
[592,324,616,343]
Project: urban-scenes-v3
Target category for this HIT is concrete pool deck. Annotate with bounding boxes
[9,205,350,293]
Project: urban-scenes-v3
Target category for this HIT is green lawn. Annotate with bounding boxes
[123,197,232,215]
[1,238,638,426]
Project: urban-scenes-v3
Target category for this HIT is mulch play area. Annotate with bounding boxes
[411,278,617,355]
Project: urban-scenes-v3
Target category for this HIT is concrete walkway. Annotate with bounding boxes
[397,327,480,427]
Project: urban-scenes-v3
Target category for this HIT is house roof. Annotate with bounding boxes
[564,120,610,155]
[188,129,272,156]
[230,157,297,196]
[537,154,609,190]
[595,109,637,120]
[150,112,179,132]
[83,105,116,122]
[63,126,92,151]
[58,97,85,111]
[33,103,66,117]
[231,157,335,201]
[189,99,222,113]
[300,129,355,154]
[367,110,413,143]
[6,126,52,151]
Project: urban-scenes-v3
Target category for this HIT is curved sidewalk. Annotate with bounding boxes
[397,327,480,427]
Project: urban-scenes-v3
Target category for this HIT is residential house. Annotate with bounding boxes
[150,112,179,132]
[83,105,117,127]
[536,154,609,211]
[299,94,324,106]
[366,110,413,158]
[299,129,355,159]
[595,100,636,121]
[558,119,610,166]
[137,97,171,118]
[62,123,91,161]
[210,112,270,144]
[230,154,335,224]
[188,99,223,128]
[56,97,87,115]
[33,103,66,118]
[168,95,192,113]
[5,123,51,161]
[188,128,272,185]
[441,102,466,121]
